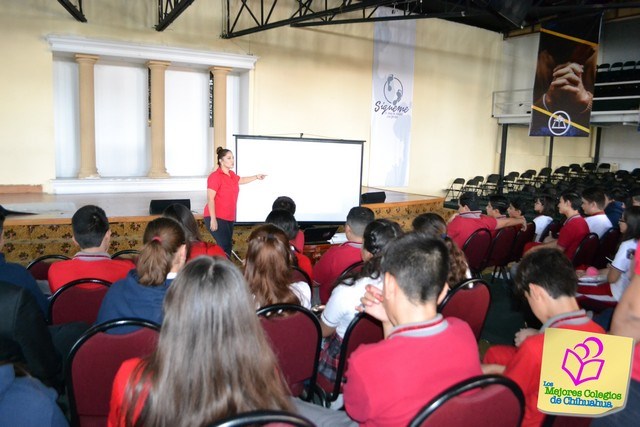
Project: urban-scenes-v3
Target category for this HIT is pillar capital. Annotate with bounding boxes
[209,66,232,75]
[75,54,99,64]
[147,60,171,69]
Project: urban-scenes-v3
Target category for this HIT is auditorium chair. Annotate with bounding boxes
[26,254,70,281]
[571,233,600,269]
[48,278,111,325]
[592,228,621,269]
[438,278,491,341]
[408,375,524,427]
[256,304,322,402]
[67,319,160,427]
[485,226,518,282]
[317,312,384,407]
[461,228,492,278]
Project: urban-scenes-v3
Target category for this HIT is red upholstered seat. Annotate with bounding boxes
[439,279,491,341]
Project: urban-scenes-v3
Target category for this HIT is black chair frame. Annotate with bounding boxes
[210,410,315,427]
[26,254,71,270]
[408,374,525,427]
[110,249,140,259]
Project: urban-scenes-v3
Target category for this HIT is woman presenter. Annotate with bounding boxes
[204,147,265,257]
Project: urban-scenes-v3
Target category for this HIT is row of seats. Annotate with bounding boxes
[63,279,500,427]
[596,61,640,83]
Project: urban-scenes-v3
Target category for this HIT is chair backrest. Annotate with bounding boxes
[67,319,160,427]
[323,260,365,304]
[572,233,600,268]
[509,223,536,263]
[26,254,71,281]
[48,278,111,325]
[486,226,518,268]
[257,304,321,398]
[462,228,492,276]
[110,249,139,260]
[289,266,312,299]
[592,227,621,269]
[210,410,315,427]
[322,312,384,400]
[408,374,524,427]
[438,279,491,341]
[541,220,562,241]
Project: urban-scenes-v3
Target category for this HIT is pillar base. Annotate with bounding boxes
[148,170,170,178]
[77,172,100,179]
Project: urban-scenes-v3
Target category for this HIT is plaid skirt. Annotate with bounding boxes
[317,333,344,383]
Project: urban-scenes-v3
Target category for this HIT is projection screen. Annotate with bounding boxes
[234,135,364,224]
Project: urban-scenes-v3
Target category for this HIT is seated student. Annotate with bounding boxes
[244,224,311,309]
[412,212,469,286]
[266,209,314,280]
[527,191,589,259]
[162,203,225,259]
[108,257,293,426]
[582,187,613,238]
[0,362,69,427]
[0,213,48,314]
[486,194,509,219]
[578,206,640,304]
[297,234,482,427]
[447,192,526,249]
[96,218,186,333]
[314,207,375,304]
[604,187,627,228]
[532,195,556,242]
[598,250,640,425]
[0,281,87,392]
[272,196,305,252]
[318,219,402,383]
[48,205,134,293]
[507,198,529,221]
[482,248,604,427]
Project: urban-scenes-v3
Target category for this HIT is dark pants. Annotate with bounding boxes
[204,217,234,257]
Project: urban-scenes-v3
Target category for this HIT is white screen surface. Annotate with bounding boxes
[234,136,364,224]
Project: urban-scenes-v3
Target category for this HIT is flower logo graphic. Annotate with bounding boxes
[561,336,605,386]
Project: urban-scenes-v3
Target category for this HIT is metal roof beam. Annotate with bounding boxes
[156,0,195,31]
[57,0,86,23]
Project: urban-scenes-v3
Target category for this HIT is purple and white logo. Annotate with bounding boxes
[561,337,605,386]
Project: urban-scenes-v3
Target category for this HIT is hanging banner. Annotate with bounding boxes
[369,8,415,187]
[529,13,602,137]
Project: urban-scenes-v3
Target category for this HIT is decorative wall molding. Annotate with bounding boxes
[47,177,207,194]
[47,35,258,71]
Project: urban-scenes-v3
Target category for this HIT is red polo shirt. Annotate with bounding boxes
[203,168,240,221]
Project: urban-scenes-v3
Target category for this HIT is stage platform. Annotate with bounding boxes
[1,187,445,265]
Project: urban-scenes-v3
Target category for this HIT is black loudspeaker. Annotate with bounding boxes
[360,192,386,204]
[149,199,191,215]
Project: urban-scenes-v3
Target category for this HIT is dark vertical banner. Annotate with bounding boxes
[529,13,603,137]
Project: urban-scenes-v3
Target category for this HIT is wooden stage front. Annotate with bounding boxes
[1,188,446,266]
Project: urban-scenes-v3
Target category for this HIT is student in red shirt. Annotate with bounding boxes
[162,203,225,259]
[313,206,375,304]
[272,196,305,252]
[527,191,589,259]
[108,257,292,427]
[203,147,266,257]
[48,205,134,294]
[483,248,604,427]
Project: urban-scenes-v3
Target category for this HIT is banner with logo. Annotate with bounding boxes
[369,8,415,187]
[529,13,602,137]
[538,328,634,418]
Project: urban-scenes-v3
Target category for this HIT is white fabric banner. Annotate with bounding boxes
[369,8,416,187]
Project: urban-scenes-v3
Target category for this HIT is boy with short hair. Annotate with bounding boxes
[48,205,134,293]
[581,187,613,238]
[483,248,604,427]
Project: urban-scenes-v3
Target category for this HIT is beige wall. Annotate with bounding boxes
[0,0,507,196]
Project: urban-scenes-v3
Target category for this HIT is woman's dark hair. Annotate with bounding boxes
[137,218,186,286]
[412,213,446,236]
[622,206,640,241]
[272,196,296,215]
[123,257,292,427]
[410,213,468,286]
[535,195,557,217]
[265,209,299,241]
[244,224,300,308]
[162,204,201,243]
[216,146,232,167]
[510,198,530,216]
[343,219,402,285]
